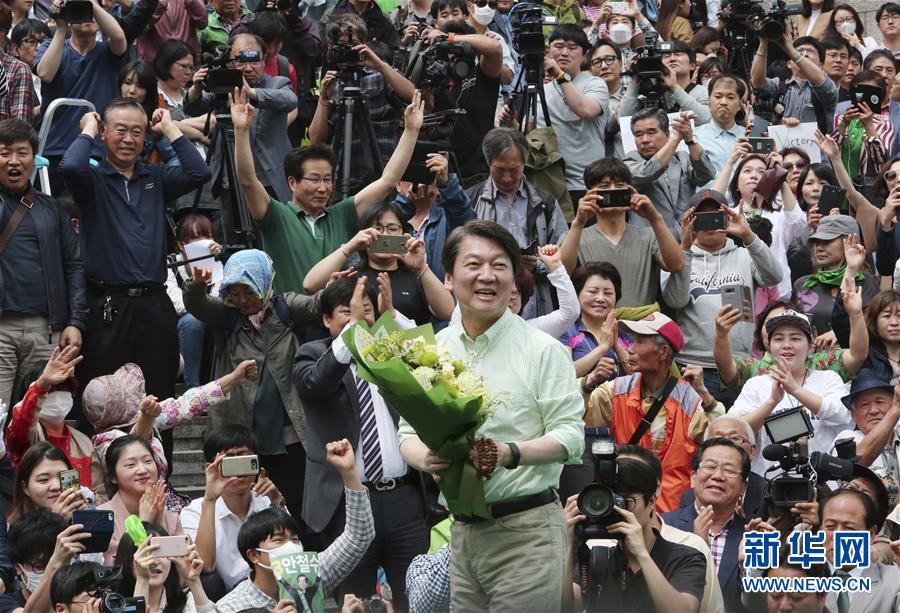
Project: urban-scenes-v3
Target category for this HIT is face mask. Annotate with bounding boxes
[609,24,632,46]
[836,21,856,34]
[255,541,304,569]
[18,566,43,593]
[38,392,73,424]
[472,4,495,25]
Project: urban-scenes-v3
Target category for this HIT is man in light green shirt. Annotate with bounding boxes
[398,220,584,612]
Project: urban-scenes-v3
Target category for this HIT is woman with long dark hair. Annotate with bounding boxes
[7,442,89,524]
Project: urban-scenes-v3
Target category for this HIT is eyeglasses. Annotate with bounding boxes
[18,38,41,47]
[300,175,333,185]
[783,160,809,172]
[825,51,849,60]
[591,55,618,67]
[373,223,403,233]
[885,170,898,181]
[174,61,195,72]
[835,17,856,25]
[881,12,900,21]
[621,495,641,511]
[697,461,742,478]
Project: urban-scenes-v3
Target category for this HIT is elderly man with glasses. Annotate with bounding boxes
[662,437,753,613]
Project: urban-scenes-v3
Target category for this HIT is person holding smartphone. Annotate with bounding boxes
[832,71,894,183]
[662,189,782,408]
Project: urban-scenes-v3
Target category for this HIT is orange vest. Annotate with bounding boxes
[610,374,700,513]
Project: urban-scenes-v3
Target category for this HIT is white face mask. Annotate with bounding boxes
[256,541,304,570]
[38,392,73,424]
[472,4,495,25]
[18,566,43,593]
[609,24,632,46]
[836,21,856,34]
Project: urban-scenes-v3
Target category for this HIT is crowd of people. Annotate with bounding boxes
[3,0,900,610]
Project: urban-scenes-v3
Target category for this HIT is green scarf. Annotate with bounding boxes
[842,118,865,181]
[802,264,865,288]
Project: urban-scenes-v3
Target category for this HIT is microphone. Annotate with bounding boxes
[762,444,790,462]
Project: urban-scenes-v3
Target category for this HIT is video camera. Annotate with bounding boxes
[71,566,146,613]
[629,37,674,110]
[762,407,857,507]
[200,44,244,104]
[402,38,476,89]
[575,437,624,540]
[508,2,552,59]
[719,0,803,42]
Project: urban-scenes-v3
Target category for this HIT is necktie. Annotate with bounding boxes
[836,570,850,613]
[0,60,8,101]
[355,372,384,482]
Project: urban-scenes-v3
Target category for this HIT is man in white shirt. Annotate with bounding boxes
[180,425,287,594]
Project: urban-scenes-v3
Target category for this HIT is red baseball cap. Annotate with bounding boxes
[619,312,685,353]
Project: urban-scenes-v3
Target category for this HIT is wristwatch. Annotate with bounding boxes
[684,139,695,145]
[556,71,571,84]
[505,442,521,469]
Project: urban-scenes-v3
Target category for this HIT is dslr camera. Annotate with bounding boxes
[762,407,857,507]
[54,0,93,24]
[575,436,624,540]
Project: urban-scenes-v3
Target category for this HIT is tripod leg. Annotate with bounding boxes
[359,99,384,176]
[340,98,356,200]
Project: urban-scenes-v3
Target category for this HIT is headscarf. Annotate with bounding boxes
[219,249,277,330]
[82,363,145,431]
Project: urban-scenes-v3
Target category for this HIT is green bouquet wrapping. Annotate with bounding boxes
[342,313,491,518]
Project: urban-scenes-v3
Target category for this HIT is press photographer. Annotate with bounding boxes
[185,33,297,203]
[563,453,708,613]
[309,13,415,193]
[414,0,504,184]
[619,40,712,124]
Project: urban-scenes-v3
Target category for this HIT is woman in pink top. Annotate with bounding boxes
[98,435,183,566]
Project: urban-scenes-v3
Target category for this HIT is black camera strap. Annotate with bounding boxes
[627,376,677,446]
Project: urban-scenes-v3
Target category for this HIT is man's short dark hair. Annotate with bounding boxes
[617,444,662,485]
[793,37,825,62]
[630,107,669,132]
[864,49,899,72]
[482,127,529,166]
[50,562,102,607]
[430,0,468,18]
[283,145,336,182]
[691,437,751,480]
[616,457,659,504]
[591,38,621,61]
[707,73,747,98]
[102,97,148,124]
[322,12,369,42]
[229,32,267,55]
[7,510,68,566]
[9,18,49,45]
[237,508,300,567]
[849,46,863,64]
[820,35,851,54]
[252,10,288,44]
[0,119,38,153]
[153,39,194,81]
[443,220,521,277]
[877,2,900,22]
[320,277,378,318]
[664,40,695,64]
[203,425,257,463]
[819,487,879,530]
[548,24,590,54]
[571,261,622,302]
[583,157,632,189]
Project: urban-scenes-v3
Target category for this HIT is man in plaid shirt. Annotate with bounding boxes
[0,4,32,122]
[216,439,375,613]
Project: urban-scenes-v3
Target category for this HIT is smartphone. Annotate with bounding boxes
[596,188,631,208]
[220,454,260,478]
[71,510,115,554]
[692,211,726,231]
[720,284,753,322]
[818,184,847,214]
[850,83,885,112]
[123,597,146,613]
[59,469,80,492]
[150,535,190,558]
[401,142,441,185]
[748,137,775,154]
[748,116,769,138]
[370,235,409,255]
[607,1,628,12]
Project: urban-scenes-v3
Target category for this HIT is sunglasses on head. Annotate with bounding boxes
[783,160,808,171]
[474,0,498,6]
[886,170,899,181]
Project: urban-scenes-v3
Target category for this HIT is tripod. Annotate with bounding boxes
[191,101,257,253]
[332,70,384,200]
[512,54,551,133]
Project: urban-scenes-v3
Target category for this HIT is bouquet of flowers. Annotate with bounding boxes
[343,313,491,518]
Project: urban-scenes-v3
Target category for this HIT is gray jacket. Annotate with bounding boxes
[185,74,297,202]
[619,81,712,126]
[624,148,716,238]
[182,279,320,447]
[467,178,568,319]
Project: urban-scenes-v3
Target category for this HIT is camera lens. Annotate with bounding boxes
[577,484,615,519]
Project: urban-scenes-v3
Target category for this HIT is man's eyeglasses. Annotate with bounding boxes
[300,175,333,185]
[885,170,899,181]
[783,160,809,172]
[881,12,900,22]
[591,55,618,67]
[621,495,641,511]
[18,38,41,47]
[697,461,742,478]
[373,223,403,233]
